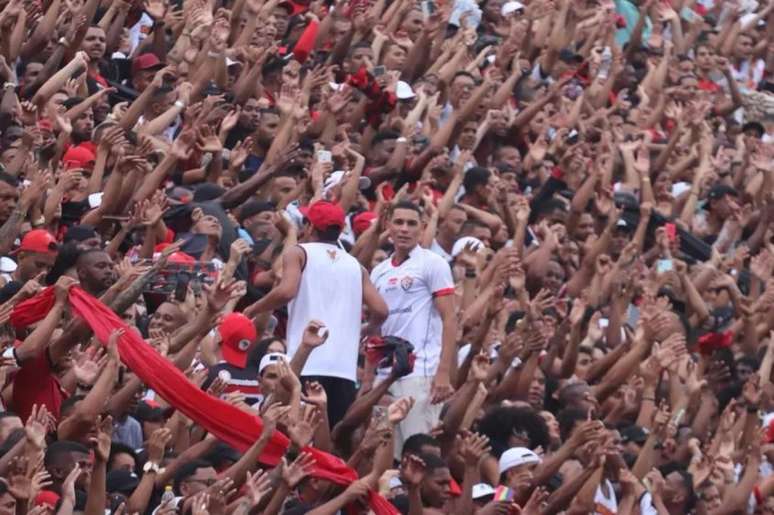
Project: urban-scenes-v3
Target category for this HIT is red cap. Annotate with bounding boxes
[132,53,165,75]
[219,313,257,369]
[62,145,95,170]
[14,229,58,255]
[299,200,345,232]
[34,490,60,509]
[352,211,377,236]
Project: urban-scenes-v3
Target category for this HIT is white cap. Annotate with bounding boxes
[498,447,541,474]
[451,236,485,258]
[0,257,17,274]
[501,1,525,16]
[324,171,372,194]
[472,483,496,500]
[258,352,287,374]
[396,81,416,100]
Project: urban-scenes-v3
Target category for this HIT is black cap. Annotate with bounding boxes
[63,224,98,244]
[620,425,649,444]
[558,48,583,64]
[708,183,738,200]
[238,200,276,224]
[133,401,166,423]
[106,470,140,494]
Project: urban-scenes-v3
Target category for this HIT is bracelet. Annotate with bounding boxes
[76,382,93,391]
[396,137,407,143]
[642,396,656,402]
[3,82,15,90]
[207,51,222,58]
[58,37,68,46]
[465,269,477,279]
[174,100,185,109]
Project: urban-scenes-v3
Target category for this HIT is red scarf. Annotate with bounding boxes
[11,287,397,515]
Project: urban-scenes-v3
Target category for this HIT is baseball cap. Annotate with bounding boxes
[501,1,524,16]
[396,81,416,100]
[132,53,166,75]
[219,313,257,369]
[472,483,496,500]
[323,171,371,196]
[708,183,739,200]
[34,490,60,509]
[620,425,649,445]
[259,352,287,374]
[558,48,583,64]
[13,229,58,255]
[352,211,377,236]
[452,236,485,258]
[498,447,542,474]
[615,218,634,232]
[64,224,98,244]
[62,145,95,170]
[299,200,345,231]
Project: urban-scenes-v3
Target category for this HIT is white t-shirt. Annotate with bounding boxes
[370,245,454,378]
[731,58,765,91]
[287,243,363,381]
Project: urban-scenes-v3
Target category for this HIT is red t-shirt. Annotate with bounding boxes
[12,350,67,422]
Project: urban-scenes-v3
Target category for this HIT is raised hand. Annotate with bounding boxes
[387,396,415,425]
[281,452,316,488]
[302,381,327,408]
[301,320,328,348]
[286,404,320,448]
[147,427,172,463]
[244,470,272,507]
[91,415,113,462]
[460,431,491,467]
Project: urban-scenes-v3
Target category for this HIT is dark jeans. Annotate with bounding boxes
[300,375,357,428]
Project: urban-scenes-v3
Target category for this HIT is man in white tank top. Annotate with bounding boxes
[244,200,388,425]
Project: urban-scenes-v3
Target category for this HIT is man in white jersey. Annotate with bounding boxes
[370,200,458,448]
[244,200,387,425]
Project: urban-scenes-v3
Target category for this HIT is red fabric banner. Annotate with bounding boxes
[11,286,397,515]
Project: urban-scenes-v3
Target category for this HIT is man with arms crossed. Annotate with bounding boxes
[371,200,458,449]
[245,200,388,425]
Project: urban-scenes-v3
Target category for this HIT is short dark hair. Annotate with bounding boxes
[391,200,423,218]
[0,172,19,187]
[452,70,476,84]
[557,407,589,443]
[108,443,137,472]
[418,452,447,474]
[314,225,343,243]
[463,167,491,194]
[173,459,212,495]
[402,433,440,457]
[372,130,400,147]
[45,441,90,469]
[659,462,696,512]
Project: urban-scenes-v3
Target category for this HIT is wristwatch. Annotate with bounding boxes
[143,461,165,474]
[2,82,15,90]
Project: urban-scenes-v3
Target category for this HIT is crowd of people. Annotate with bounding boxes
[0,0,772,512]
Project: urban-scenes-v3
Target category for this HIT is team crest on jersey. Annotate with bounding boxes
[400,276,413,291]
[327,249,337,261]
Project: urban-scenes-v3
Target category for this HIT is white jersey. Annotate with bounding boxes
[287,243,363,381]
[370,246,454,378]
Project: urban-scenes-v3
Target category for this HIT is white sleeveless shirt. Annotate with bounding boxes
[286,243,363,381]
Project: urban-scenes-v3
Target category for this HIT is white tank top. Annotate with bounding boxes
[286,243,363,381]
